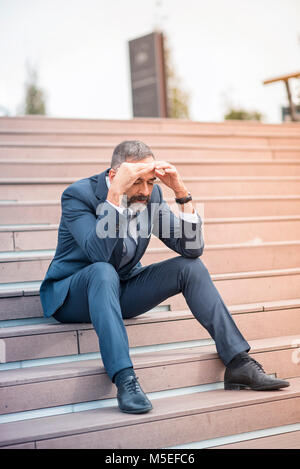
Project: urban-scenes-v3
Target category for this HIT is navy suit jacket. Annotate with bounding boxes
[40,168,204,318]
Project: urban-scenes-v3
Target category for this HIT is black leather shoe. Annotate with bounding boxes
[117,376,153,414]
[224,356,290,391]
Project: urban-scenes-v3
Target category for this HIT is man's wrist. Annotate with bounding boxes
[174,187,189,199]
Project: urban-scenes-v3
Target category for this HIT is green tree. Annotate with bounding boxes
[164,36,190,119]
[224,108,263,121]
[23,65,46,115]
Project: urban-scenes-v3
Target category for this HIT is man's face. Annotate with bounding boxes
[109,156,156,208]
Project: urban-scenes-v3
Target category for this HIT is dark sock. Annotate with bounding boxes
[113,367,135,386]
[227,351,250,369]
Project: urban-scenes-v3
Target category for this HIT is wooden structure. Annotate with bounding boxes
[263,71,300,122]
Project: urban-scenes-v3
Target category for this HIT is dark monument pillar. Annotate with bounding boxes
[129,32,168,118]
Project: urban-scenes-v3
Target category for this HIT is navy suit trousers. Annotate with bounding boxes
[53,256,250,380]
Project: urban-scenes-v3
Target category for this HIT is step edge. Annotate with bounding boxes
[3,214,300,231]
[1,142,300,150]
[2,158,300,165]
[0,336,299,387]
[2,267,300,295]
[0,377,299,448]
[3,238,300,261]
[4,175,300,184]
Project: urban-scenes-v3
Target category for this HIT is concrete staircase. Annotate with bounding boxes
[0,116,300,449]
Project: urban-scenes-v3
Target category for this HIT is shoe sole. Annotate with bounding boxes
[119,405,153,414]
[224,382,290,391]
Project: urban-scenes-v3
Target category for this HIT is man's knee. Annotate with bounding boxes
[87,262,120,286]
[178,256,209,279]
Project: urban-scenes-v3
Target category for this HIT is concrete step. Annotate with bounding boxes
[0,336,299,415]
[2,176,300,200]
[0,376,299,448]
[0,296,299,362]
[1,240,300,282]
[144,241,300,273]
[1,196,300,224]
[0,200,61,224]
[3,131,300,147]
[2,216,300,251]
[1,116,299,133]
[160,177,300,197]
[1,270,300,320]
[2,267,300,313]
[4,158,300,178]
[0,132,270,146]
[211,429,300,449]
[1,143,300,160]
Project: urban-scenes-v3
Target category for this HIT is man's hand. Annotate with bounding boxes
[107,161,155,206]
[154,161,189,198]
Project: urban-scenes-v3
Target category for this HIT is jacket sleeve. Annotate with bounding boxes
[151,185,205,258]
[61,186,127,263]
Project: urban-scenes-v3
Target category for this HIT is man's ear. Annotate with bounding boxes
[108,168,116,183]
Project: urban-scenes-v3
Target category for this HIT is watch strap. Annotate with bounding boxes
[175,192,192,204]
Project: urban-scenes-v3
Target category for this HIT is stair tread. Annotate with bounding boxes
[2,195,300,205]
[1,294,300,335]
[0,309,194,337]
[1,376,299,447]
[2,139,300,147]
[212,430,300,449]
[3,175,300,183]
[2,266,300,301]
[2,275,300,299]
[2,127,300,137]
[2,158,300,164]
[2,214,300,231]
[3,239,300,261]
[0,335,299,387]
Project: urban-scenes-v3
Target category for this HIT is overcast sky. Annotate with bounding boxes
[1,0,300,122]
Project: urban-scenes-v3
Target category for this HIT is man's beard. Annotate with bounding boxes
[122,194,150,214]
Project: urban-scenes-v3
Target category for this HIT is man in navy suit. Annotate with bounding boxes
[40,140,289,414]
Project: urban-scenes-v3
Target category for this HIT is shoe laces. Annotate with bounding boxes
[124,376,141,394]
[248,357,265,373]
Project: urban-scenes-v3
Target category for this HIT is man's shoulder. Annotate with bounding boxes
[62,174,98,200]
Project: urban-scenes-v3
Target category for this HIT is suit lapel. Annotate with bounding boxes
[94,168,110,203]
[93,168,124,268]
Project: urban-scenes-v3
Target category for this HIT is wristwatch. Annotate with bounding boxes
[175,192,192,204]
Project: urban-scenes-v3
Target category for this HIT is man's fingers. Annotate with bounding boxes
[135,164,156,175]
[155,162,176,171]
[131,164,156,183]
[120,161,155,170]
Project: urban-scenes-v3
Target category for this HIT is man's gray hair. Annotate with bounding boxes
[111,140,155,169]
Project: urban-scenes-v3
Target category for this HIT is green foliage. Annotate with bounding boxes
[224,108,263,121]
[23,65,46,115]
[164,36,190,119]
[167,86,190,119]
